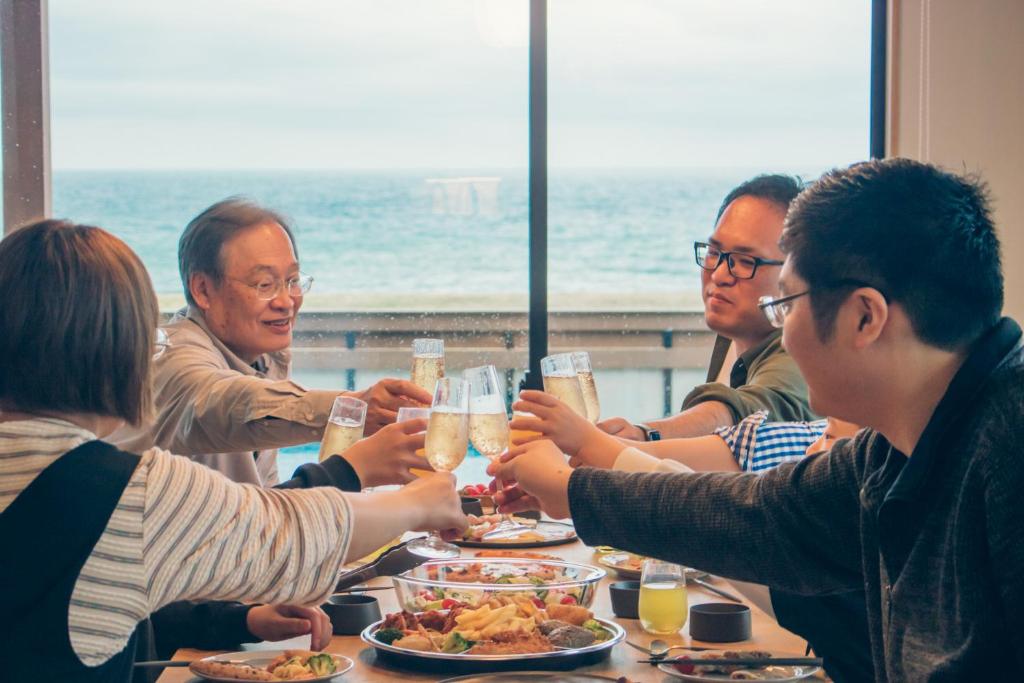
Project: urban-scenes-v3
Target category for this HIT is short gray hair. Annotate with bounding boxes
[178,197,299,305]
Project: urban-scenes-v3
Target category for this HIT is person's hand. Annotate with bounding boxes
[352,379,433,435]
[246,604,332,650]
[488,440,573,519]
[597,416,646,441]
[342,419,430,487]
[511,390,593,455]
[399,472,468,540]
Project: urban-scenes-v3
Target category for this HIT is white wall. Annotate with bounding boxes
[888,0,1024,320]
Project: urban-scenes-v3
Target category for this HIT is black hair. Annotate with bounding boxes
[715,174,804,222]
[780,158,1003,349]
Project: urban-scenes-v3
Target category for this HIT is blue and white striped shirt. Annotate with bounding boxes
[715,410,827,472]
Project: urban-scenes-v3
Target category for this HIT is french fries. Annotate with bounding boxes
[452,602,538,640]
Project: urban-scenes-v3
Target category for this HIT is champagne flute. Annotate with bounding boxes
[397,406,432,478]
[540,353,588,418]
[464,365,525,533]
[406,377,469,559]
[638,559,688,635]
[411,338,445,393]
[317,396,367,462]
[571,350,601,423]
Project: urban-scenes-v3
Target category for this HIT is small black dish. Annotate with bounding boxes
[609,580,641,619]
[689,602,752,642]
[460,496,484,515]
[323,594,382,636]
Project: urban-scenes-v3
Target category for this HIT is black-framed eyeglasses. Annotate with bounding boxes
[694,241,784,280]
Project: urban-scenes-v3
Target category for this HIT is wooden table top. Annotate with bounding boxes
[157,537,815,682]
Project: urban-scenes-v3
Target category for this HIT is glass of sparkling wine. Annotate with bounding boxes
[540,353,588,418]
[397,406,432,478]
[570,350,601,423]
[407,377,469,559]
[638,559,688,635]
[464,365,518,523]
[411,338,445,394]
[317,396,367,462]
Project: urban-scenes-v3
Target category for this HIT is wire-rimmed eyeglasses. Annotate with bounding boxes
[235,273,314,301]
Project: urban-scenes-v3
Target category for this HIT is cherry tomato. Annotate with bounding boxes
[560,595,578,605]
[441,598,460,609]
[673,658,695,674]
[531,598,545,609]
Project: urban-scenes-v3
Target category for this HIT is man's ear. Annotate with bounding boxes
[189,273,215,311]
[846,288,889,350]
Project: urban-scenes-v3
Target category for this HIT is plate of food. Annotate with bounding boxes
[361,595,624,673]
[189,649,353,681]
[599,553,710,583]
[438,673,632,682]
[657,650,821,681]
[394,558,605,612]
[597,553,645,580]
[455,514,577,549]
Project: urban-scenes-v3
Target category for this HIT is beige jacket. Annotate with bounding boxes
[111,307,336,485]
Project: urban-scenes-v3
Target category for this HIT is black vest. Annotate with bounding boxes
[0,440,141,682]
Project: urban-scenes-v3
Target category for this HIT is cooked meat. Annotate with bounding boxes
[546,624,596,649]
[465,630,554,655]
[538,619,573,635]
[418,609,447,632]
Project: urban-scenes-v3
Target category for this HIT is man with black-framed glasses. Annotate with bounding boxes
[600,174,818,444]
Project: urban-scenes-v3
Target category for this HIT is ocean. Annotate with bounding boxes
[51,167,821,480]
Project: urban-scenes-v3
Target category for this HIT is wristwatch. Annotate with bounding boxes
[635,424,662,442]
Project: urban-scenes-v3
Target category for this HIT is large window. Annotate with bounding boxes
[548,0,871,420]
[42,1,871,479]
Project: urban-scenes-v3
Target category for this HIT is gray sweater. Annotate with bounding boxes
[570,318,1024,681]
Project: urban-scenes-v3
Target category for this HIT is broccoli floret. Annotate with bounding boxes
[582,619,609,641]
[442,631,475,653]
[305,653,336,675]
[374,627,405,645]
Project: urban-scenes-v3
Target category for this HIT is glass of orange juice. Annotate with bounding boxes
[639,559,688,635]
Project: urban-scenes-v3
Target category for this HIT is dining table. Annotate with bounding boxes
[156,532,819,682]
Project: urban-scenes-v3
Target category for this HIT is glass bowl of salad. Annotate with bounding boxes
[393,558,605,612]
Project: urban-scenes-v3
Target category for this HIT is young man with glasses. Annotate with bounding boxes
[493,159,1024,680]
[600,175,818,443]
[112,198,433,489]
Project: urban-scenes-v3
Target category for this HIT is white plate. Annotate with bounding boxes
[189,650,353,682]
[597,552,644,579]
[657,660,821,682]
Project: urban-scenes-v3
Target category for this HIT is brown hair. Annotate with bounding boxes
[178,197,298,306]
[0,219,159,425]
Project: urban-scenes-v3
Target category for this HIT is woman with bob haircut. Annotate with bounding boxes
[0,220,467,682]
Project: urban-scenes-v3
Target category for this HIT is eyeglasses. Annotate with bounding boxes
[694,241,783,280]
[758,291,809,328]
[234,273,314,300]
[758,279,882,328]
[153,328,170,360]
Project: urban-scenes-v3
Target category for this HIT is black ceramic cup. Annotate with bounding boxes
[609,580,641,619]
[689,602,752,642]
[322,594,383,636]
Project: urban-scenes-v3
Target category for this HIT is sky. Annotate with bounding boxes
[48,0,872,170]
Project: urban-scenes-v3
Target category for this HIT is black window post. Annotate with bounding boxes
[522,0,548,391]
[870,0,887,159]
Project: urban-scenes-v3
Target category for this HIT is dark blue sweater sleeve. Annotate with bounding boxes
[275,454,362,491]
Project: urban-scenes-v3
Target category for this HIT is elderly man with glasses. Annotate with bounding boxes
[113,197,433,488]
[600,174,819,444]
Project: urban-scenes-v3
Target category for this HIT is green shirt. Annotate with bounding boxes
[682,329,817,423]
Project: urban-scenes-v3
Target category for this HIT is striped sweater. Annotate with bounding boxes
[0,417,352,666]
